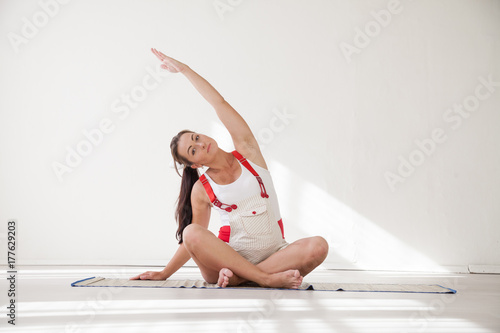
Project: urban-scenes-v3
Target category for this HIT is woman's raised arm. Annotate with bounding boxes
[151,48,266,167]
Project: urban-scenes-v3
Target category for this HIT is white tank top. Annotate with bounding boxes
[202,159,282,227]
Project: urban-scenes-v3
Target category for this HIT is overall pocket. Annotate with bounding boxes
[240,204,272,236]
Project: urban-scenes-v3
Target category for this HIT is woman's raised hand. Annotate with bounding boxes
[151,48,186,73]
[129,270,168,280]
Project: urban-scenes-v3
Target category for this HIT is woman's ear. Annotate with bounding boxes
[190,163,202,169]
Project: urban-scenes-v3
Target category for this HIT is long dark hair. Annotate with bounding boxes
[170,130,199,244]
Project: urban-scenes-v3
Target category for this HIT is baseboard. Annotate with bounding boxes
[15,259,173,267]
[468,265,500,274]
[320,262,469,274]
[14,259,471,274]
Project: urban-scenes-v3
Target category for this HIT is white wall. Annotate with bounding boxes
[1,0,499,272]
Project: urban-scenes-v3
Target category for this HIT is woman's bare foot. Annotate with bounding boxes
[264,270,303,289]
[217,268,233,288]
[217,268,248,287]
[217,268,303,289]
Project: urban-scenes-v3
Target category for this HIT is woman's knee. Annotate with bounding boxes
[309,236,329,262]
[182,224,205,248]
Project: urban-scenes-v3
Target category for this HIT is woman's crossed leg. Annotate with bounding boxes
[182,224,328,289]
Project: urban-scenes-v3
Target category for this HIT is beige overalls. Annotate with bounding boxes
[199,151,288,264]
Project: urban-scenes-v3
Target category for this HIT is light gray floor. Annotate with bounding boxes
[1,266,499,333]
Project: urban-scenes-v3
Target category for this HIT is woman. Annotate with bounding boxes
[130,48,328,289]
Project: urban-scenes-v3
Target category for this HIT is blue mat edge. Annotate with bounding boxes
[71,276,97,287]
[70,277,457,294]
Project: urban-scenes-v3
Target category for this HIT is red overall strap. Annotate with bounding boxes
[231,150,269,198]
[199,174,216,203]
[231,150,258,176]
[199,174,237,212]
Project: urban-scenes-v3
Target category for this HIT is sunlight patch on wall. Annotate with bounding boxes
[269,160,447,272]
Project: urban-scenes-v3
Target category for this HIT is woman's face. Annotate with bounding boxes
[177,132,218,167]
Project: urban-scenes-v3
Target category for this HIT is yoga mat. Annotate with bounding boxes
[71,277,457,294]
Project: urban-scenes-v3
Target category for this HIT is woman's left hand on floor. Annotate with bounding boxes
[129,270,168,280]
